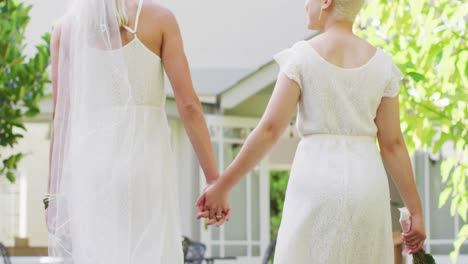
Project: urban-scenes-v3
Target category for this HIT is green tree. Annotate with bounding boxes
[357,0,467,261]
[270,170,289,239]
[0,0,51,183]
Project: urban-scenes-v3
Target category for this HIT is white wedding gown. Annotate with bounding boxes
[52,1,184,263]
[273,41,402,263]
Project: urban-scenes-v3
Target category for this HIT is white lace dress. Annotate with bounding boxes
[272,41,402,263]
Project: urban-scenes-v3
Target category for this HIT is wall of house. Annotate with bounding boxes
[0,123,50,247]
[23,0,68,58]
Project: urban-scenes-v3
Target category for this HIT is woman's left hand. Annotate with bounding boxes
[196,182,231,227]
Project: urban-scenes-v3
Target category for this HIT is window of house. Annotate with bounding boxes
[200,116,270,261]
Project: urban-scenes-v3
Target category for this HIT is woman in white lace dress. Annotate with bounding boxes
[197,0,426,263]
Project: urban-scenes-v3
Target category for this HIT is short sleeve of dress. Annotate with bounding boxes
[273,44,303,91]
[383,62,403,97]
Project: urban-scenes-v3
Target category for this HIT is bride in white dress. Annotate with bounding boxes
[197,0,426,263]
[47,0,223,263]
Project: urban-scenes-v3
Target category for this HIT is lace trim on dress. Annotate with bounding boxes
[274,45,303,91]
[383,62,403,98]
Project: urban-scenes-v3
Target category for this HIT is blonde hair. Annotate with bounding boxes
[114,0,128,27]
[332,0,366,21]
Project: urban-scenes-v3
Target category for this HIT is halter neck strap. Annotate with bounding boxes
[122,0,144,35]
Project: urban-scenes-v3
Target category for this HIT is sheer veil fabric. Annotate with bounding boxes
[48,0,183,262]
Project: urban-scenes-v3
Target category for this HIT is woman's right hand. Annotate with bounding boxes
[402,214,426,254]
[196,181,231,227]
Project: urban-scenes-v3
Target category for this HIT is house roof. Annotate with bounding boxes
[219,59,278,110]
[165,67,252,104]
[218,33,319,111]
[164,60,278,107]
[37,35,318,120]
[166,34,319,109]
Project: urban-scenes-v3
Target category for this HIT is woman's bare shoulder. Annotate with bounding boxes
[142,1,178,26]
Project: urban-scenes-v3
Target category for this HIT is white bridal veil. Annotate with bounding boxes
[48,0,138,262]
[49,0,185,260]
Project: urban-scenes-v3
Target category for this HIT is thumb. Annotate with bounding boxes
[196,194,206,209]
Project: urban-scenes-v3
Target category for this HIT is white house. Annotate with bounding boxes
[0,0,466,263]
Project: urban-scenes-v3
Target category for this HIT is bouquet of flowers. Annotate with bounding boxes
[399,207,436,264]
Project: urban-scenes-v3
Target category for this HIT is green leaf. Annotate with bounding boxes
[440,161,454,183]
[453,166,464,192]
[450,197,458,217]
[458,198,468,222]
[439,187,452,208]
[13,153,23,165]
[459,224,468,238]
[433,133,449,154]
[6,171,15,183]
[451,224,468,263]
[11,121,26,130]
[24,107,40,117]
[0,0,51,184]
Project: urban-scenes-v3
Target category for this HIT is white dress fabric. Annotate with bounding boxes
[273,41,403,263]
[57,3,184,263]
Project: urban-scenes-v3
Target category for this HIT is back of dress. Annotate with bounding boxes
[274,40,402,138]
[272,41,401,263]
[88,1,166,111]
[48,0,184,263]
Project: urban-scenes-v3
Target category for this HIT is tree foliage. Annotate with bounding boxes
[357,0,467,261]
[270,170,289,240]
[0,0,51,183]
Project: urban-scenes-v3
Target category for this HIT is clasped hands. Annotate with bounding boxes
[196,180,232,227]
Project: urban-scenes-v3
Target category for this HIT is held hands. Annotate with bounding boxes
[196,180,231,227]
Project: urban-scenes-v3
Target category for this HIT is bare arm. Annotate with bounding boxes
[376,97,422,215]
[161,11,218,184]
[48,22,61,193]
[196,73,300,224]
[376,96,426,253]
[217,74,300,191]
